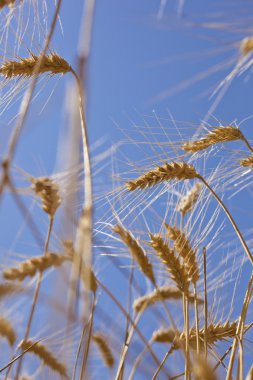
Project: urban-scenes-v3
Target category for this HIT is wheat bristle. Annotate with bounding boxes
[177,182,202,216]
[182,126,243,153]
[240,156,253,168]
[165,225,199,283]
[240,37,253,55]
[149,233,189,293]
[113,225,155,283]
[0,317,16,346]
[126,162,198,191]
[92,333,115,368]
[0,53,72,78]
[19,339,68,377]
[3,252,72,281]
[31,177,61,217]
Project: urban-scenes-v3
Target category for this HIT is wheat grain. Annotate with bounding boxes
[126,162,198,191]
[177,183,202,216]
[133,285,202,313]
[240,156,253,168]
[149,233,189,293]
[182,126,243,153]
[240,37,253,55]
[0,53,72,78]
[92,333,114,368]
[19,339,68,377]
[3,252,72,281]
[0,317,16,346]
[31,177,61,217]
[165,225,199,283]
[113,225,155,283]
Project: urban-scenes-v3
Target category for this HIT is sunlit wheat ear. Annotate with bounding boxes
[165,225,199,284]
[149,233,189,293]
[240,37,253,55]
[92,333,115,368]
[126,162,198,191]
[0,317,16,346]
[3,252,72,281]
[0,281,23,299]
[182,126,244,153]
[19,339,68,378]
[240,156,253,168]
[152,328,178,343]
[177,183,202,216]
[113,225,155,283]
[31,177,61,217]
[192,358,218,380]
[0,53,72,78]
[0,0,15,9]
[133,285,202,313]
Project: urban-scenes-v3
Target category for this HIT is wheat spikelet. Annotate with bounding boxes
[149,233,189,293]
[240,156,253,168]
[19,339,68,378]
[3,252,72,281]
[92,333,115,368]
[31,177,61,217]
[133,285,202,313]
[0,282,22,299]
[0,317,16,346]
[126,162,198,191]
[0,53,72,78]
[240,37,253,55]
[177,183,202,216]
[182,126,244,153]
[152,328,178,343]
[113,225,155,283]
[165,225,199,283]
[0,0,15,9]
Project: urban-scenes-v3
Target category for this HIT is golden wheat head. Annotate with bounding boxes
[31,177,61,217]
[240,37,253,55]
[0,0,15,9]
[92,333,115,368]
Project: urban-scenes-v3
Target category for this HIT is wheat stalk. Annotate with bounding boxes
[113,224,155,283]
[19,339,68,378]
[182,126,245,153]
[0,318,16,346]
[126,162,198,191]
[0,53,72,78]
[149,233,189,294]
[92,333,115,368]
[177,182,202,216]
[3,252,72,281]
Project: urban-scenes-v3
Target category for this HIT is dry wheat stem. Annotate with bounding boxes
[19,339,68,378]
[92,333,115,369]
[194,284,200,355]
[126,162,198,191]
[113,224,155,283]
[152,346,174,380]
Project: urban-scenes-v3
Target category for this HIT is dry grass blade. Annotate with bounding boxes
[19,339,68,378]
[165,225,199,283]
[149,233,189,293]
[177,182,202,216]
[92,333,114,368]
[126,162,198,191]
[240,156,253,168]
[133,285,201,313]
[182,126,244,153]
[31,177,61,217]
[240,37,253,55]
[0,318,16,346]
[113,225,155,283]
[0,53,72,78]
[3,252,72,281]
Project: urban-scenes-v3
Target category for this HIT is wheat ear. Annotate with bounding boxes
[177,182,202,216]
[3,252,72,281]
[240,156,253,168]
[0,0,15,9]
[92,333,114,368]
[165,224,199,284]
[193,357,218,380]
[19,339,68,378]
[240,37,253,55]
[182,126,252,153]
[113,225,155,283]
[31,177,61,217]
[0,318,16,346]
[126,162,198,191]
[149,233,189,293]
[0,282,22,299]
[0,53,72,78]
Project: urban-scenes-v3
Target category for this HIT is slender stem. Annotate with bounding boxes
[128,338,154,380]
[203,247,208,361]
[14,217,54,380]
[152,347,174,380]
[242,135,253,154]
[199,176,253,265]
[193,284,200,356]
[183,294,190,380]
